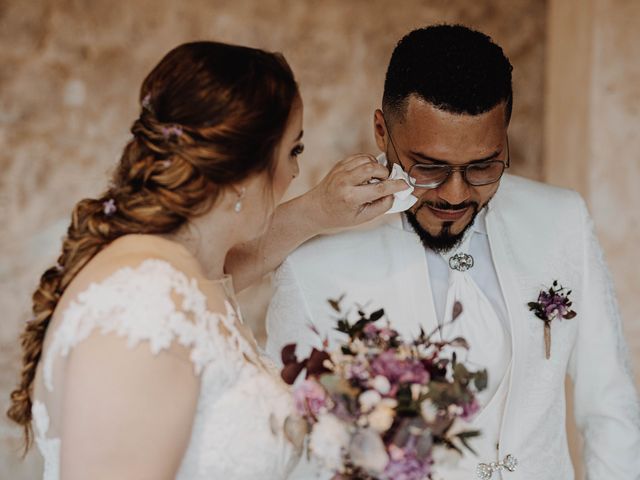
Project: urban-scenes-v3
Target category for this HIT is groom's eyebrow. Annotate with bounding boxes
[409,149,501,165]
[296,130,304,141]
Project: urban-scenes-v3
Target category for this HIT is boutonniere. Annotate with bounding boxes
[528,281,577,359]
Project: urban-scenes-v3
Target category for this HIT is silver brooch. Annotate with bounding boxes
[449,252,474,272]
[476,454,518,479]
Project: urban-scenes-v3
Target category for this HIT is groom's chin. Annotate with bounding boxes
[405,211,474,253]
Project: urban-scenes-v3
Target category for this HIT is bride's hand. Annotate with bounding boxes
[302,153,410,232]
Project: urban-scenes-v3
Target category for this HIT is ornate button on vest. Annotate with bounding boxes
[476,454,518,479]
[449,252,474,271]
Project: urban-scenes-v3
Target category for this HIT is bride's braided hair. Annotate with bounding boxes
[7,41,298,450]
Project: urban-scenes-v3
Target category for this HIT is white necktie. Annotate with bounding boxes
[439,231,510,407]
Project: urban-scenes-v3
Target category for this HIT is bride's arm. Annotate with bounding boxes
[59,328,199,479]
[226,154,407,291]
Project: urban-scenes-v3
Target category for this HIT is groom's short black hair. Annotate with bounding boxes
[383,24,513,123]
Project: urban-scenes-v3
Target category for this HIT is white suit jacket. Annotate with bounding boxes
[266,174,640,479]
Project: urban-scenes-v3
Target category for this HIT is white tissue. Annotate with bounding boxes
[368,154,418,214]
[385,163,418,213]
[368,154,416,216]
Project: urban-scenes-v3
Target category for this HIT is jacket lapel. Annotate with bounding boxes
[379,214,440,338]
[485,188,530,461]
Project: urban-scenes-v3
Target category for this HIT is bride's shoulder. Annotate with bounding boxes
[43,239,231,390]
[60,235,229,317]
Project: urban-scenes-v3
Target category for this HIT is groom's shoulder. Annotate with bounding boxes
[498,174,585,215]
[287,220,392,267]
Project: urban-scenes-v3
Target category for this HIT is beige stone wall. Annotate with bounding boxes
[1,0,547,477]
[545,0,640,476]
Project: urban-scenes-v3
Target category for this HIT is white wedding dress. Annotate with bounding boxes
[31,259,301,479]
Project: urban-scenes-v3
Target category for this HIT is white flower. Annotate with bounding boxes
[396,344,413,359]
[367,400,396,433]
[309,413,351,471]
[447,403,463,416]
[421,398,438,423]
[431,444,461,469]
[349,428,389,475]
[372,375,391,394]
[411,383,423,400]
[351,338,369,355]
[359,390,382,412]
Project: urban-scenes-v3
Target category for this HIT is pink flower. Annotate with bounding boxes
[293,379,328,420]
[461,397,480,420]
[161,125,183,139]
[371,351,430,388]
[363,323,379,338]
[382,439,432,480]
[345,360,370,383]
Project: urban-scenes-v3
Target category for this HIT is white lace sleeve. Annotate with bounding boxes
[43,259,242,393]
[568,198,640,479]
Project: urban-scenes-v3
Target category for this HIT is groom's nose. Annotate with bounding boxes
[435,171,471,206]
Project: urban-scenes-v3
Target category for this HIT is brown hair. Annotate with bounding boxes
[7,41,299,449]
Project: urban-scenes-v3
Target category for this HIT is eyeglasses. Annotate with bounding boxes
[383,114,510,189]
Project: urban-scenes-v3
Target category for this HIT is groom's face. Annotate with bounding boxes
[374,96,508,251]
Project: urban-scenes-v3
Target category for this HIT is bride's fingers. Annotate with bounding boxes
[341,153,379,173]
[343,161,391,186]
[352,179,409,204]
[357,193,395,220]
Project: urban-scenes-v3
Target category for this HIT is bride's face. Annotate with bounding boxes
[272,94,304,203]
[234,95,304,241]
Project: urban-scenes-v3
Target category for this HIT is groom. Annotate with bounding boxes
[228,24,640,479]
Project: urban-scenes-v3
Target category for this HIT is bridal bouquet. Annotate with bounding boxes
[281,300,487,480]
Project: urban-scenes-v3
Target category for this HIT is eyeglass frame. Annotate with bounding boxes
[382,112,511,189]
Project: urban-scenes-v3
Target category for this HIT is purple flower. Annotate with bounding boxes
[102,198,117,216]
[293,379,328,420]
[461,397,480,421]
[536,290,574,321]
[382,444,432,480]
[363,323,379,338]
[161,125,183,139]
[345,360,370,383]
[371,351,430,388]
[528,281,576,323]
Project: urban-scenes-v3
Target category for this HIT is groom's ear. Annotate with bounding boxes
[373,109,389,153]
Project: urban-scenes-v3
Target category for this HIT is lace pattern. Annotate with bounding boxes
[32,401,60,480]
[42,259,253,391]
[33,259,299,480]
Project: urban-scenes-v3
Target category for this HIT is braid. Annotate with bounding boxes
[7,112,216,451]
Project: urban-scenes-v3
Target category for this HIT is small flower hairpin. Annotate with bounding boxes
[103,198,117,216]
[161,125,183,140]
[528,281,577,359]
[141,93,153,111]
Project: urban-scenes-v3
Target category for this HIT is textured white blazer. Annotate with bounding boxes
[266,174,640,479]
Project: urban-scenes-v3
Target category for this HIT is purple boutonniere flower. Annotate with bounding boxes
[528,281,576,359]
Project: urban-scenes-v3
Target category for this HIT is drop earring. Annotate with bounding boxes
[234,187,246,213]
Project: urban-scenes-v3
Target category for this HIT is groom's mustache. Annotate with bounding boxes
[419,200,480,212]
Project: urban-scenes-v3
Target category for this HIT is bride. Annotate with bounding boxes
[6,41,406,479]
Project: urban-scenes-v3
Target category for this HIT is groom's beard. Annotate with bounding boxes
[405,198,491,254]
